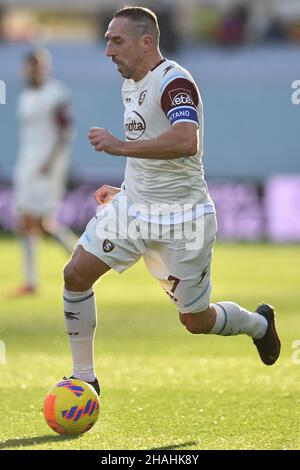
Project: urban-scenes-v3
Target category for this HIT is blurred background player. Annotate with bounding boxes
[11,49,76,296]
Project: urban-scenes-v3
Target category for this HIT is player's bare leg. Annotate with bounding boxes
[179,306,216,333]
[63,245,111,394]
[42,215,77,253]
[179,302,281,365]
[9,213,40,296]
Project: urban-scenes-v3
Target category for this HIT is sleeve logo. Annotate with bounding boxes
[169,88,194,107]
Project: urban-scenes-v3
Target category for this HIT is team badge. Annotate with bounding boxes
[138,89,147,105]
[103,239,115,253]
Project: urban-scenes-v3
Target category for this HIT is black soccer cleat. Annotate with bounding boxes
[85,378,100,397]
[253,304,281,365]
[64,376,101,396]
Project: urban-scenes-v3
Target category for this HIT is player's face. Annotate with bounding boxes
[24,60,48,88]
[105,18,145,80]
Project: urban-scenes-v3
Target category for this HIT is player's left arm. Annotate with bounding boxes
[88,122,198,159]
[40,101,73,174]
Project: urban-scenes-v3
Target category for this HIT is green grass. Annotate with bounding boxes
[0,238,299,450]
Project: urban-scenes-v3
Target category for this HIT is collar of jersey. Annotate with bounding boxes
[129,58,167,86]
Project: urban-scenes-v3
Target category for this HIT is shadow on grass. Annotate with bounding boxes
[0,434,79,449]
[150,440,200,450]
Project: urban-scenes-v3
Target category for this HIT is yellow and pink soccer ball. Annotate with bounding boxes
[43,378,100,435]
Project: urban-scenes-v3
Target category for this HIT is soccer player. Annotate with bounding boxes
[63,7,280,395]
[12,49,76,296]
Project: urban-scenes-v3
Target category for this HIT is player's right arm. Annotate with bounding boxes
[94,185,121,205]
[88,123,197,159]
[88,72,201,159]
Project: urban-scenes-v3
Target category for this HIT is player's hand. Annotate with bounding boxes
[94,185,120,205]
[88,127,122,155]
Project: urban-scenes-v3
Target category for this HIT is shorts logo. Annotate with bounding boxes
[169,88,194,107]
[198,265,208,285]
[103,239,115,253]
[138,89,147,105]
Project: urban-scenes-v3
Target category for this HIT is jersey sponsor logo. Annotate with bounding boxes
[138,89,147,105]
[124,111,146,140]
[103,239,115,253]
[169,88,194,107]
[167,106,198,125]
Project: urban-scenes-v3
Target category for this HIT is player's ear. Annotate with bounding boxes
[141,34,153,52]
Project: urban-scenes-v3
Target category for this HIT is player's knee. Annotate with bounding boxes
[63,261,91,291]
[17,214,39,234]
[181,308,214,334]
[184,319,207,334]
[63,262,76,288]
[41,217,55,234]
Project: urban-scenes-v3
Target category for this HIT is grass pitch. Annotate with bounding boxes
[0,238,299,450]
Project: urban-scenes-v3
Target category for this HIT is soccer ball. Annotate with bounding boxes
[43,378,100,435]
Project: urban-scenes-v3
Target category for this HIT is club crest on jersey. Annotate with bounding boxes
[169,88,194,107]
[138,89,147,105]
[103,239,115,253]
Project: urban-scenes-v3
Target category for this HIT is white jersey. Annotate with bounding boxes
[121,59,214,214]
[78,60,217,313]
[16,79,71,170]
[14,79,72,215]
